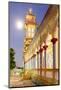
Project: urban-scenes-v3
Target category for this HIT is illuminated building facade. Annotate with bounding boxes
[23,5,59,82]
[24,8,37,67]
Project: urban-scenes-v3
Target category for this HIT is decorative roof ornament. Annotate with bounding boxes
[28,8,32,14]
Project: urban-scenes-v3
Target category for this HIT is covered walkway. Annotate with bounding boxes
[24,5,59,85]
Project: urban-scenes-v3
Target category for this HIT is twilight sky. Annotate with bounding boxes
[9,2,49,67]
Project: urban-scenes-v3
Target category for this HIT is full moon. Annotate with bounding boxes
[16,20,23,30]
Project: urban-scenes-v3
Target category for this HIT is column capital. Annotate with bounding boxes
[43,45,48,50]
[39,48,43,52]
[37,51,39,54]
[51,37,57,44]
[32,54,36,57]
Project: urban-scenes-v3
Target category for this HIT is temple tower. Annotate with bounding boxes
[24,8,37,62]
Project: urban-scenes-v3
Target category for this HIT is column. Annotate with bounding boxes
[39,47,43,76]
[32,54,36,70]
[43,44,48,78]
[34,53,37,72]
[31,56,33,69]
[51,37,57,80]
[24,61,25,73]
[30,56,33,70]
[30,58,31,70]
[32,55,34,69]
[37,51,39,74]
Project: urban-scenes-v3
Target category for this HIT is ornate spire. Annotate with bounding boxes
[28,8,32,14]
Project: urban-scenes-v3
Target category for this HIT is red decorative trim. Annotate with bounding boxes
[51,38,58,44]
[37,51,39,54]
[33,54,36,57]
[43,45,48,50]
[39,48,43,52]
[31,54,36,58]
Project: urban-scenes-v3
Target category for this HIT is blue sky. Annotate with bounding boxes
[9,2,49,67]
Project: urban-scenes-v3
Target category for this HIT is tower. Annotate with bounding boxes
[24,8,37,62]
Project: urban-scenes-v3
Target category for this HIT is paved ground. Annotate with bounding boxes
[10,75,36,87]
[10,73,58,87]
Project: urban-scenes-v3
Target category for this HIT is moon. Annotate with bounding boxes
[16,20,23,30]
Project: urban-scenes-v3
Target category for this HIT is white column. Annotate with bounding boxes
[51,37,57,79]
[43,44,48,78]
